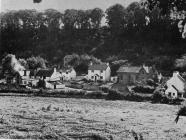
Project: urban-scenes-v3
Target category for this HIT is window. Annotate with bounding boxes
[173,93,175,96]
[91,70,94,73]
[91,76,94,79]
[24,70,26,76]
[101,70,103,73]
[168,92,171,97]
[100,76,103,79]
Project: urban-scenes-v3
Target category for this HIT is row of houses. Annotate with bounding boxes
[89,63,186,99]
[4,67,76,87]
[2,62,186,99]
[4,62,156,86]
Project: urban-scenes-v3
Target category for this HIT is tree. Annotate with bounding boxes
[90,8,104,29]
[106,4,126,34]
[63,9,78,30]
[27,56,47,69]
[178,19,186,39]
[126,2,147,29]
[145,0,186,15]
[18,58,28,69]
[175,54,186,71]
[44,9,63,40]
[2,54,25,74]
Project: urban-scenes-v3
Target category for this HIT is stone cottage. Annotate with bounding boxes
[117,65,157,85]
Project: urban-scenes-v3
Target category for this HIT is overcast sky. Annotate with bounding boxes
[0,0,138,12]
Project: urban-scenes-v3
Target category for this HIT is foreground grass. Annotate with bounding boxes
[0,97,185,139]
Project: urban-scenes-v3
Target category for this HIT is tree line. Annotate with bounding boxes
[0,0,186,74]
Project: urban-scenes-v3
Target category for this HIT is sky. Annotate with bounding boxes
[0,0,138,12]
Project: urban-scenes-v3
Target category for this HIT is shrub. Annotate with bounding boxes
[106,89,125,100]
[85,91,105,99]
[132,85,155,93]
[100,86,110,93]
[152,91,183,105]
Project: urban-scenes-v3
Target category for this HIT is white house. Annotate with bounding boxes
[60,67,76,81]
[88,63,111,82]
[36,68,61,82]
[165,71,185,98]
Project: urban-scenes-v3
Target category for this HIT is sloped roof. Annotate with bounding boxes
[117,65,153,73]
[60,67,75,73]
[177,74,185,82]
[117,66,142,73]
[143,66,150,73]
[88,64,108,70]
[36,69,54,77]
[172,85,179,92]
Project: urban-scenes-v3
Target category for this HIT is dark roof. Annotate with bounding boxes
[36,69,54,77]
[117,66,142,73]
[88,64,108,70]
[117,66,152,73]
[60,67,74,73]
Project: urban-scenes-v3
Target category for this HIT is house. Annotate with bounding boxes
[165,71,185,98]
[60,67,76,81]
[117,65,157,85]
[88,63,111,82]
[4,69,31,85]
[36,68,61,82]
[19,69,31,85]
[5,71,21,84]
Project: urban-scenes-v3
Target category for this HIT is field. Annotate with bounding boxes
[0,96,186,139]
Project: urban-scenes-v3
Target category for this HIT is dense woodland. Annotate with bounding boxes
[0,0,186,75]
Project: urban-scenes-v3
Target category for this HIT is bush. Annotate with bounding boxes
[132,85,155,93]
[146,79,159,87]
[152,91,183,105]
[85,91,105,99]
[126,93,152,102]
[106,89,125,100]
[100,86,110,93]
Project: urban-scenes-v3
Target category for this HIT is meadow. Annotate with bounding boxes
[0,96,185,139]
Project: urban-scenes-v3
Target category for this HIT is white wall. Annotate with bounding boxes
[88,66,111,82]
[165,86,178,99]
[105,67,111,81]
[61,69,76,81]
[166,74,185,93]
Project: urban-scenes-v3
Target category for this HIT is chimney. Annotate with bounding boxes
[106,62,109,66]
[53,67,56,73]
[90,61,93,66]
[173,71,179,77]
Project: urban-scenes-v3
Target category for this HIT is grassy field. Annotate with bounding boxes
[0,96,185,139]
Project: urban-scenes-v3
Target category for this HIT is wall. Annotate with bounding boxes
[167,75,185,93]
[118,72,137,85]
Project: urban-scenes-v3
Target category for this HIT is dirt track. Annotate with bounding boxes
[0,96,185,139]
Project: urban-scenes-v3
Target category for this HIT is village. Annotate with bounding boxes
[0,54,185,100]
[1,0,186,139]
